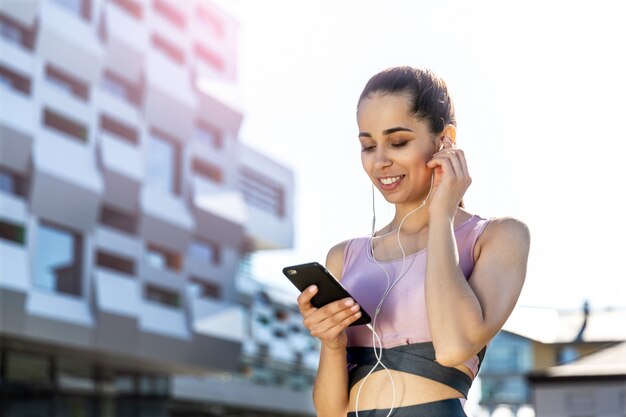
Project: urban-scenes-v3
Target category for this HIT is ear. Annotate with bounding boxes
[441,124,457,146]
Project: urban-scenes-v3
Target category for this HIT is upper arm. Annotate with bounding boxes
[468,217,531,345]
[325,240,349,281]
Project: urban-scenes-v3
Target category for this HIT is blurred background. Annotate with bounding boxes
[0,0,625,416]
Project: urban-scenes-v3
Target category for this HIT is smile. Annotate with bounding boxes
[380,176,404,185]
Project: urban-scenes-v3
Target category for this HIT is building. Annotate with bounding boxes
[478,305,626,416]
[528,341,626,417]
[0,0,307,416]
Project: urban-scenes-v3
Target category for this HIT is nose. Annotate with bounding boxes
[373,147,392,169]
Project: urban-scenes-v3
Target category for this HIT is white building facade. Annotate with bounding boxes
[0,1,312,416]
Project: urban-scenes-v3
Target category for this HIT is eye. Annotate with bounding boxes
[361,145,375,153]
[391,141,408,148]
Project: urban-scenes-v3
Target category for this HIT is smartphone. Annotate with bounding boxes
[282,262,371,326]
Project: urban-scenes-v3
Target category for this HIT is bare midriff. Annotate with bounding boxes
[348,363,473,411]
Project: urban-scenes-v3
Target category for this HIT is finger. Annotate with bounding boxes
[297,285,318,314]
[305,298,358,332]
[310,307,362,338]
[456,149,470,178]
[428,153,458,178]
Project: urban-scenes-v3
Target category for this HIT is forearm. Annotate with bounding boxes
[312,345,350,417]
[425,215,485,364]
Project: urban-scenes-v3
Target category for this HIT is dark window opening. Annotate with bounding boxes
[0,168,29,197]
[99,206,137,234]
[192,158,223,183]
[45,64,89,101]
[0,13,36,49]
[151,33,184,64]
[111,0,143,19]
[0,220,26,245]
[145,284,180,308]
[100,114,139,145]
[196,6,224,36]
[101,70,142,107]
[0,64,31,95]
[153,0,185,29]
[195,120,222,149]
[146,243,182,271]
[194,43,224,72]
[96,250,135,275]
[189,276,221,299]
[43,109,88,143]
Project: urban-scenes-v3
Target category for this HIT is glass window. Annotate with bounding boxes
[0,15,24,45]
[195,121,222,149]
[43,108,88,143]
[0,220,26,245]
[189,239,220,264]
[145,131,178,194]
[146,244,181,271]
[34,222,82,296]
[99,206,137,234]
[0,64,31,94]
[0,168,28,197]
[45,64,89,101]
[101,70,130,100]
[53,0,88,20]
[96,251,135,276]
[100,114,138,145]
[0,170,14,193]
[188,276,220,299]
[6,351,52,384]
[145,284,180,308]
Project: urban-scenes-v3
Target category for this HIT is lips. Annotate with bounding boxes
[378,175,405,191]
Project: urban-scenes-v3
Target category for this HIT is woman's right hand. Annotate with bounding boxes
[297,285,362,351]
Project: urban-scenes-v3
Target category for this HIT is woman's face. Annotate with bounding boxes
[357,92,439,205]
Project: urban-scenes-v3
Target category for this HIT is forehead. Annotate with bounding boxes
[357,93,427,133]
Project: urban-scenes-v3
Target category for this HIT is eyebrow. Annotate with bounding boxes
[359,126,414,138]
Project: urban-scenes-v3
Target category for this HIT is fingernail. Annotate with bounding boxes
[309,286,317,293]
[345,298,354,306]
[351,304,360,311]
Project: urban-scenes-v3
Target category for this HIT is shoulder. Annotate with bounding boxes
[325,240,350,281]
[477,216,530,261]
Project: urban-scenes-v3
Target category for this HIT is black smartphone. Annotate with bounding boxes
[282,262,371,326]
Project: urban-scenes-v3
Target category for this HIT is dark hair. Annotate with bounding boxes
[358,66,456,134]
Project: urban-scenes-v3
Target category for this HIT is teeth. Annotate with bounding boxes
[380,176,402,185]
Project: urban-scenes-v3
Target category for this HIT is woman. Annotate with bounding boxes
[296,66,530,417]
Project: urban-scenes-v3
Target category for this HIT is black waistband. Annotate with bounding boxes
[346,342,486,399]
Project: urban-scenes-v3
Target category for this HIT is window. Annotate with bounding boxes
[145,284,180,308]
[189,239,220,264]
[0,168,28,197]
[0,13,34,49]
[194,43,224,72]
[145,243,181,271]
[111,0,143,19]
[43,109,88,143]
[45,64,89,101]
[195,120,222,149]
[188,276,220,299]
[145,129,180,194]
[192,158,223,183]
[0,64,31,95]
[153,0,185,29]
[239,167,285,217]
[96,250,135,275]
[196,5,224,37]
[53,0,91,21]
[34,222,82,296]
[0,220,26,245]
[100,114,139,145]
[99,206,137,234]
[151,33,185,64]
[6,351,52,384]
[101,70,141,107]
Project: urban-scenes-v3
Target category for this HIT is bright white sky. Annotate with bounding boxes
[230,0,626,311]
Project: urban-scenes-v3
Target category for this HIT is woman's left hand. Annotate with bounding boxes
[425,137,471,219]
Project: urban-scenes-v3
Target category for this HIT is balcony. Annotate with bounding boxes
[93,225,142,261]
[92,268,140,354]
[31,129,103,231]
[144,49,196,140]
[99,132,142,212]
[191,176,247,248]
[186,247,238,291]
[94,86,142,131]
[36,0,104,83]
[139,185,193,252]
[25,290,94,348]
[103,0,147,83]
[139,260,185,293]
[0,86,35,173]
[237,144,294,250]
[0,0,41,26]
[38,80,92,138]
[195,78,243,134]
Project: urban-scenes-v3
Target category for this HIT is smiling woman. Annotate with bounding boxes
[294,66,531,417]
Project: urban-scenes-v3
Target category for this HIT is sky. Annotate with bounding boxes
[229,0,626,311]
